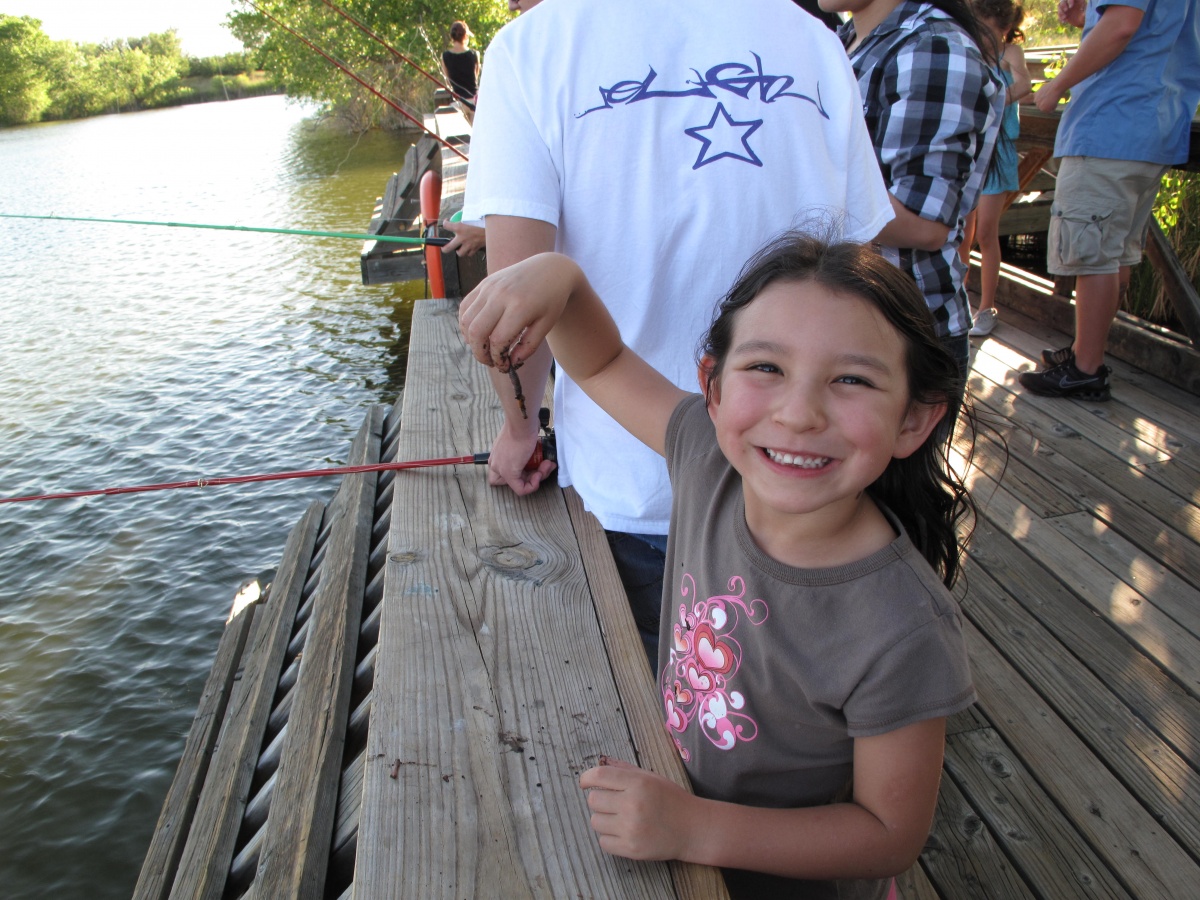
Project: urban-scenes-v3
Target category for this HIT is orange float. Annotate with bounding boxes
[419,169,445,298]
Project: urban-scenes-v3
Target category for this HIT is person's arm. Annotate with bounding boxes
[1003,42,1034,105]
[461,252,686,457]
[579,717,947,880]
[440,220,486,256]
[1035,3,1144,112]
[466,215,558,494]
[874,195,951,251]
[871,34,995,253]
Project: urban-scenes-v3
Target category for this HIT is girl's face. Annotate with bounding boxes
[704,280,941,540]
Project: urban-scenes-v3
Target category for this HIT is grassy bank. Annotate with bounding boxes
[145,71,282,109]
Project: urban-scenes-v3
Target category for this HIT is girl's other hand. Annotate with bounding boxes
[579,758,698,861]
[459,252,580,370]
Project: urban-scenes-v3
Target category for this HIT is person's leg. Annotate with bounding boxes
[1071,271,1121,374]
[1039,157,1167,377]
[605,531,666,674]
[975,192,1007,314]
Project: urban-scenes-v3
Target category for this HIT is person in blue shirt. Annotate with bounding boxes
[1019,0,1200,400]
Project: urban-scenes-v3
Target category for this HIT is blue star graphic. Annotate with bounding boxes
[684,103,764,169]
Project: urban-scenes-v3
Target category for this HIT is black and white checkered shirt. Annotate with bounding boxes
[840,1,1002,338]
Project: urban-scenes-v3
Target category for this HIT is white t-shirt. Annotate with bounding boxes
[463,0,893,534]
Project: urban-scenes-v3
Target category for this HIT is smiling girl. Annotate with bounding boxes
[459,232,977,899]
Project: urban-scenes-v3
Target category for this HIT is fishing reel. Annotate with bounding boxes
[524,407,557,471]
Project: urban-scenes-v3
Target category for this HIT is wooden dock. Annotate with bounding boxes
[136,260,1200,898]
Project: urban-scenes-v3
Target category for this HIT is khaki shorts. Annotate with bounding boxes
[1047,156,1169,276]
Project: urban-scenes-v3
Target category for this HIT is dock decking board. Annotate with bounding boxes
[563,487,731,899]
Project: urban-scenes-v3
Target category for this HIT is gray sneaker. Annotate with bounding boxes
[1019,361,1111,400]
[968,308,997,336]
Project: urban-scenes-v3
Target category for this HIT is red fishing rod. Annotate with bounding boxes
[317,0,452,96]
[243,0,468,162]
[1,418,555,506]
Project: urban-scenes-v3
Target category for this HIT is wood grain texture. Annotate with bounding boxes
[564,487,730,900]
[356,301,679,898]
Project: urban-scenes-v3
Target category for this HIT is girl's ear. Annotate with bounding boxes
[698,357,720,411]
[893,401,947,459]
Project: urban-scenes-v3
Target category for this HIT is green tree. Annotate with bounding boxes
[228,0,512,129]
[0,15,57,125]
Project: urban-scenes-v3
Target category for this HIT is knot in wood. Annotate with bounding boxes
[1051,423,1081,439]
[985,752,1013,779]
[482,544,539,572]
[389,551,422,565]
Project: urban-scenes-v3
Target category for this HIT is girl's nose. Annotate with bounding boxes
[773,387,826,432]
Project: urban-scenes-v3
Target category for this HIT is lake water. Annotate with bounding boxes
[0,95,420,898]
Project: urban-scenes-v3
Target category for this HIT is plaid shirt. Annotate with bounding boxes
[840,2,1002,337]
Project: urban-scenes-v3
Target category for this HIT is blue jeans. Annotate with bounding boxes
[605,531,666,674]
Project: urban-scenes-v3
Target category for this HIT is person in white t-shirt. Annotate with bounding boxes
[461,0,894,667]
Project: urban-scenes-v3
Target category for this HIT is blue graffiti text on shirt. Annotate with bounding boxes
[577,53,827,169]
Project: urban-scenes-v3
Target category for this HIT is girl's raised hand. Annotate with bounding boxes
[579,757,699,862]
[459,252,583,371]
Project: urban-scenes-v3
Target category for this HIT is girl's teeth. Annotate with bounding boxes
[766,449,828,468]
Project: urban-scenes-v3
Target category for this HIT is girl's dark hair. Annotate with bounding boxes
[450,20,469,42]
[699,231,976,588]
[973,0,1026,44]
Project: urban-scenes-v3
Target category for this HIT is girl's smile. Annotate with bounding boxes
[704,279,942,566]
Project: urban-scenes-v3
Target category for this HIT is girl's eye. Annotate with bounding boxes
[748,362,781,374]
[834,374,874,388]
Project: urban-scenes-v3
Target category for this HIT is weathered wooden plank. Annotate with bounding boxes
[961,566,1200,859]
[964,427,1082,519]
[940,710,1129,899]
[253,406,384,899]
[921,752,1038,900]
[134,580,261,900]
[978,333,1200,473]
[1047,509,1200,622]
[964,393,1200,589]
[564,487,730,900]
[356,300,679,898]
[970,341,1175,467]
[965,516,1200,763]
[895,863,940,900]
[970,323,1200,506]
[964,619,1200,897]
[969,343,1200,539]
[1146,218,1200,347]
[962,464,1200,691]
[163,502,323,900]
